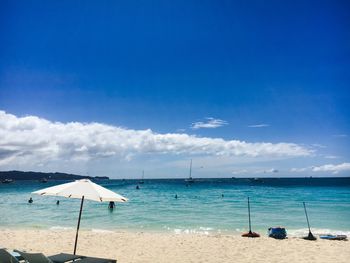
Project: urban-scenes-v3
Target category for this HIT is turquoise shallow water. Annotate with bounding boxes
[0,178,349,236]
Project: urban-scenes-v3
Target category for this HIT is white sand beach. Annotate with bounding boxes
[1,229,349,263]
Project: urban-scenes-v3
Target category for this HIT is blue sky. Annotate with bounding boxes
[0,1,349,178]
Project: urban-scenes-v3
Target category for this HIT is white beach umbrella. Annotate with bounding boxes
[32,179,128,254]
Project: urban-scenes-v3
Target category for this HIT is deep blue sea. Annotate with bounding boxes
[1,178,349,236]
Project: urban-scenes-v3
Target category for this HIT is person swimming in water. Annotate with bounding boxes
[175,194,178,199]
[56,200,60,205]
[108,201,115,209]
[28,197,33,204]
[136,185,140,190]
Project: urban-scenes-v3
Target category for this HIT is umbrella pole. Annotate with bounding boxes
[303,202,311,233]
[73,195,85,255]
[242,197,260,238]
[248,197,252,233]
[303,201,316,240]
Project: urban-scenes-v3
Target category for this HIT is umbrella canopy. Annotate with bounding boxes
[32,179,128,202]
[32,179,128,254]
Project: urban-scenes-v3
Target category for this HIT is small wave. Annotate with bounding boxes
[50,226,74,231]
[199,227,214,231]
[173,228,213,235]
[288,228,350,237]
[91,228,115,233]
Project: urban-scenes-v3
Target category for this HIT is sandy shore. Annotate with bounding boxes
[0,229,349,263]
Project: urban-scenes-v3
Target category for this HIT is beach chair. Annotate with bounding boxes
[13,250,53,263]
[48,253,116,263]
[0,248,20,263]
[14,250,116,263]
[47,253,85,263]
[72,256,116,263]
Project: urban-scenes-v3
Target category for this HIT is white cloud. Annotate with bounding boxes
[333,134,347,138]
[191,118,228,129]
[0,111,312,169]
[324,155,339,159]
[231,169,249,175]
[231,167,279,175]
[311,163,350,174]
[248,124,269,128]
[265,168,279,173]
[290,167,309,173]
[311,143,327,148]
[291,163,350,174]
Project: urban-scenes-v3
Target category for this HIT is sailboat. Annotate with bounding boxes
[2,178,14,184]
[138,170,145,184]
[185,159,195,184]
[39,177,48,183]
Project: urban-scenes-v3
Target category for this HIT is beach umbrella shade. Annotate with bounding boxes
[32,179,128,254]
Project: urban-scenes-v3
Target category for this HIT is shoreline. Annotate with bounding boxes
[1,225,349,237]
[1,229,349,263]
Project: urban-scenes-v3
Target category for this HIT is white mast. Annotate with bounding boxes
[189,159,192,179]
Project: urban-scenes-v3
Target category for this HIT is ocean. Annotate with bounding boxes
[1,178,349,236]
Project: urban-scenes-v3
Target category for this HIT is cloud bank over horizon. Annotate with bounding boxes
[0,111,312,171]
[312,163,350,174]
[291,163,350,174]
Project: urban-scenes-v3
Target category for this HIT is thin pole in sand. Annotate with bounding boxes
[248,197,252,233]
[302,201,316,240]
[74,195,85,255]
[242,197,260,237]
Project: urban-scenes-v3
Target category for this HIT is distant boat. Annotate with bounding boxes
[139,170,145,184]
[250,178,264,183]
[2,179,14,184]
[40,178,48,183]
[185,159,195,184]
